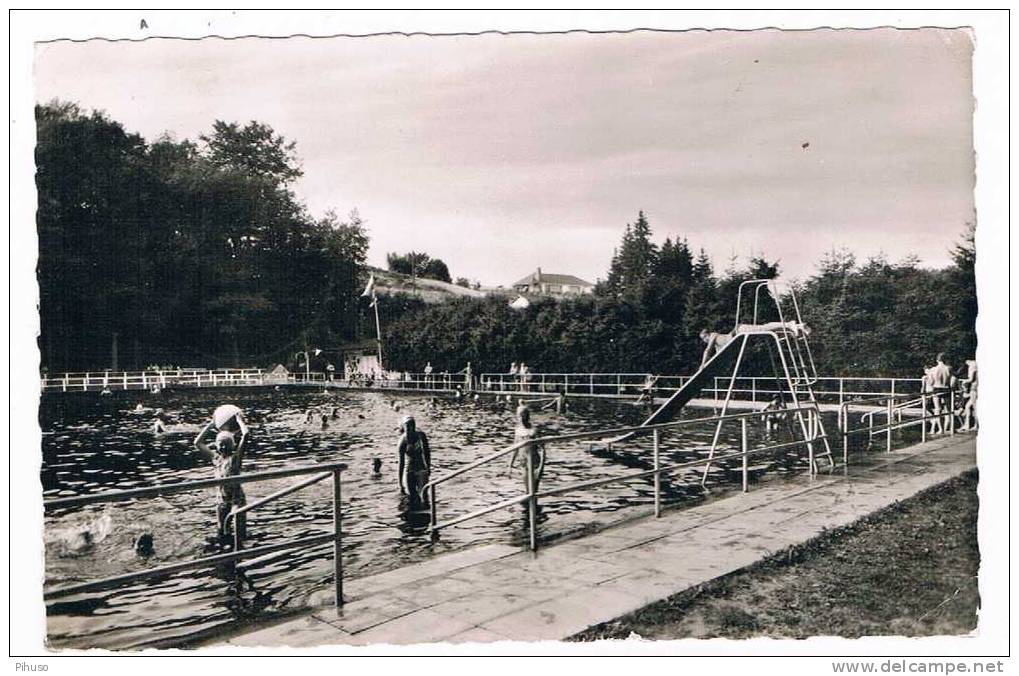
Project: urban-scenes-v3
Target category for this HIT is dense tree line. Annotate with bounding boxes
[386,251,452,283]
[36,102,369,370]
[383,214,976,378]
[36,103,976,378]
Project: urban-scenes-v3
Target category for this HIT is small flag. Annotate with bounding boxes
[360,274,376,298]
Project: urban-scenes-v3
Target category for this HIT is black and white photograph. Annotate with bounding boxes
[8,9,1011,666]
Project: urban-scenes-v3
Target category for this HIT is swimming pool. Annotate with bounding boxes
[41,387,823,648]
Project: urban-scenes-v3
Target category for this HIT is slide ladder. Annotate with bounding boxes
[594,279,834,476]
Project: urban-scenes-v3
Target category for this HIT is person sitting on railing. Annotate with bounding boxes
[193,405,249,540]
[397,415,431,510]
[509,404,546,502]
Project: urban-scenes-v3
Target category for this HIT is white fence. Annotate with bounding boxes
[478,372,923,406]
[41,367,922,405]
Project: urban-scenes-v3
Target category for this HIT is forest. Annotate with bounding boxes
[381,212,977,378]
[36,103,976,377]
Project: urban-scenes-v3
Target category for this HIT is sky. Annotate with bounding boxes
[33,28,975,286]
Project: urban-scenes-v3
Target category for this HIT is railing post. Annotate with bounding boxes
[751,378,757,403]
[525,450,537,551]
[838,378,844,408]
[890,378,896,399]
[233,514,243,553]
[842,404,849,466]
[332,469,344,606]
[653,429,661,517]
[122,372,127,388]
[589,374,594,396]
[921,393,928,443]
[949,389,956,436]
[63,374,68,392]
[429,484,438,539]
[740,417,748,492]
[886,398,893,452]
[807,409,816,474]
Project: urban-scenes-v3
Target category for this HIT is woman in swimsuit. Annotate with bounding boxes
[509,405,545,499]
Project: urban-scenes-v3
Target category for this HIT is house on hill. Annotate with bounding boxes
[512,268,594,297]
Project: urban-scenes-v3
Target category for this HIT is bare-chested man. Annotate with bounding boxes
[960,359,978,431]
[925,353,954,434]
[699,321,811,366]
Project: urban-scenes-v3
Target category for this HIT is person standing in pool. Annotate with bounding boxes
[193,405,249,539]
[397,415,431,510]
[509,404,545,500]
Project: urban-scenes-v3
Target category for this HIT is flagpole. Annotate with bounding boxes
[372,293,383,369]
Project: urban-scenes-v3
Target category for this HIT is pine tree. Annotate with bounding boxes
[616,211,658,305]
[683,249,718,336]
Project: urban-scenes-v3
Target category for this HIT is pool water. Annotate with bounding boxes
[41,387,831,648]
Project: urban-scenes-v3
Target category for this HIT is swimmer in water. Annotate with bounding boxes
[635,375,658,406]
[59,510,113,553]
[134,532,154,557]
[331,406,340,419]
[152,409,170,435]
[305,409,316,425]
[193,404,249,539]
[759,396,787,433]
[321,413,329,430]
[371,457,383,477]
[397,415,431,510]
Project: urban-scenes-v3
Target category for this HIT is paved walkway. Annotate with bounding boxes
[217,433,976,647]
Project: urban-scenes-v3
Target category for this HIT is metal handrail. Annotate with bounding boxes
[421,406,820,493]
[43,462,347,606]
[838,387,964,463]
[425,405,824,550]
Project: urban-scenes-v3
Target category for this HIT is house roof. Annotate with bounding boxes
[511,270,594,288]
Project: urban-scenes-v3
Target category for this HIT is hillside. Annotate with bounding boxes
[370,267,487,303]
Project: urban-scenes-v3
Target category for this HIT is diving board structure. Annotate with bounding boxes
[595,279,834,476]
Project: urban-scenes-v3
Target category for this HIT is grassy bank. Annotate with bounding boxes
[573,470,980,640]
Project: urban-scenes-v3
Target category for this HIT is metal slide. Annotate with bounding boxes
[595,334,748,447]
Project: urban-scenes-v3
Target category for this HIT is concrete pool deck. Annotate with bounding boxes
[215,433,976,647]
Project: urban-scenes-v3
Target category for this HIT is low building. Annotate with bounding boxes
[511,268,594,297]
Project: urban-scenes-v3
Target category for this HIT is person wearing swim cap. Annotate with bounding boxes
[397,415,431,510]
[193,404,249,539]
